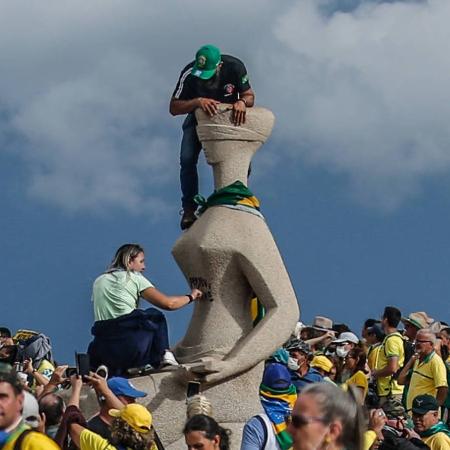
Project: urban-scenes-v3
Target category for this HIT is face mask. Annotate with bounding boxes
[336,347,349,358]
[287,357,300,371]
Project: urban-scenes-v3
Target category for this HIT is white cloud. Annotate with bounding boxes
[1,0,450,213]
[261,0,450,209]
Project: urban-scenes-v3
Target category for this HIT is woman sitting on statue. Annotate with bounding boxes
[88,243,202,375]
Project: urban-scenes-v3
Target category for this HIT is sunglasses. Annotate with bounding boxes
[285,413,327,429]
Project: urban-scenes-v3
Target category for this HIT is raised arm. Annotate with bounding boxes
[141,287,203,311]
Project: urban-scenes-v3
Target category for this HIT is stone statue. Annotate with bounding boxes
[78,106,300,449]
[172,106,300,384]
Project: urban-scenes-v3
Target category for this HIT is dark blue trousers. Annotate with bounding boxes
[87,308,169,376]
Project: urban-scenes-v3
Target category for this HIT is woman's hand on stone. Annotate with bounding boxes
[190,288,203,301]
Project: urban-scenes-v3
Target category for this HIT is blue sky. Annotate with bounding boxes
[1,0,449,363]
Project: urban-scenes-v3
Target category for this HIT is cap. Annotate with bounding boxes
[284,338,311,354]
[109,403,152,433]
[107,377,147,398]
[310,356,333,373]
[191,45,221,80]
[367,324,385,340]
[382,398,406,418]
[269,348,289,365]
[333,332,359,345]
[411,394,439,415]
[401,312,432,330]
[22,391,40,429]
[262,363,291,390]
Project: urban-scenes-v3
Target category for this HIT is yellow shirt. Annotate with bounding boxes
[406,352,448,410]
[80,429,116,450]
[376,332,405,396]
[31,359,55,391]
[345,370,369,400]
[80,429,157,450]
[3,429,60,450]
[367,344,381,371]
[363,430,377,450]
[422,432,450,450]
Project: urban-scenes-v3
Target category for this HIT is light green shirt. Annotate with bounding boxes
[92,270,154,321]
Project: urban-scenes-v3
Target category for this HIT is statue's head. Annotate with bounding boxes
[195,106,275,166]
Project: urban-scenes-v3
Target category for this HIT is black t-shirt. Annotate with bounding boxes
[87,415,112,440]
[172,54,251,104]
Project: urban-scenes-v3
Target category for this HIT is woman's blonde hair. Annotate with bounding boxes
[108,244,144,272]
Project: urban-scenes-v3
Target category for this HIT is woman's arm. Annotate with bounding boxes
[141,287,203,311]
[69,423,84,449]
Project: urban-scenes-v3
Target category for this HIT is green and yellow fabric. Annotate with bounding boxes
[194,181,260,214]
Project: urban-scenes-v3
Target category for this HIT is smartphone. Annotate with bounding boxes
[65,367,78,378]
[186,381,201,398]
[75,352,90,379]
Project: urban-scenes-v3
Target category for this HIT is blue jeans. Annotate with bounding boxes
[180,114,202,209]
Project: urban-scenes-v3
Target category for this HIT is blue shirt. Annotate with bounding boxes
[290,367,323,393]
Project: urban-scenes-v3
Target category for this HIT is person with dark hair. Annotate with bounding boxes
[366,324,385,371]
[88,244,203,373]
[372,306,405,405]
[184,414,231,450]
[362,319,379,341]
[0,328,12,343]
[287,382,365,450]
[170,44,255,230]
[0,371,59,449]
[67,375,156,450]
[284,339,323,393]
[38,393,65,439]
[343,348,369,403]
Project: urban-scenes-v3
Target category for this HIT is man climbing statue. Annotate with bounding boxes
[170,44,255,230]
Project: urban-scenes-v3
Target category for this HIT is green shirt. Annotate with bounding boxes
[93,271,154,321]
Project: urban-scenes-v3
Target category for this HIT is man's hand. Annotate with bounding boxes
[232,99,246,126]
[190,288,203,301]
[48,365,68,386]
[198,97,220,117]
[23,358,34,375]
[84,373,108,396]
[37,412,46,434]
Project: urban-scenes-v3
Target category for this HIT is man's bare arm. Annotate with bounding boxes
[170,97,220,116]
[373,356,399,379]
[436,386,448,406]
[239,88,255,107]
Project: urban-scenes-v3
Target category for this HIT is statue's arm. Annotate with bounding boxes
[201,241,299,383]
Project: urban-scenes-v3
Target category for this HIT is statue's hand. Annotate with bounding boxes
[189,357,237,384]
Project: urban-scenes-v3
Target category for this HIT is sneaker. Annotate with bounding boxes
[161,350,179,367]
[95,365,108,380]
[180,208,197,230]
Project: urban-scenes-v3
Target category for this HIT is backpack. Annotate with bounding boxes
[13,429,33,450]
[383,332,414,378]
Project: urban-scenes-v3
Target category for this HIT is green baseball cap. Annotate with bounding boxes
[192,45,221,80]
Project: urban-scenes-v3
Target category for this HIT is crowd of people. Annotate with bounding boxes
[1,45,450,449]
[1,304,449,449]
